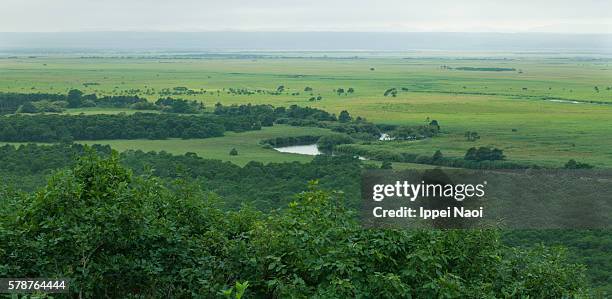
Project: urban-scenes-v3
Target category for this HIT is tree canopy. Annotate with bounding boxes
[0,150,591,297]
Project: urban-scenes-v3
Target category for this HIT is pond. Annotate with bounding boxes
[548,99,581,104]
[274,134,395,158]
[274,144,322,156]
[274,143,367,160]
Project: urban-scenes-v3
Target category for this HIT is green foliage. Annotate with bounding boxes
[244,183,589,297]
[383,88,397,97]
[504,229,612,295]
[432,150,444,161]
[317,134,354,152]
[338,110,351,122]
[390,124,439,140]
[0,113,244,142]
[0,150,596,297]
[0,143,363,210]
[260,135,321,147]
[0,92,66,114]
[564,159,594,169]
[229,148,239,156]
[16,101,38,113]
[155,97,204,114]
[0,91,157,114]
[67,89,84,108]
[380,160,393,169]
[334,145,533,169]
[32,100,68,113]
[221,281,249,299]
[0,149,247,297]
[464,131,480,141]
[465,146,505,161]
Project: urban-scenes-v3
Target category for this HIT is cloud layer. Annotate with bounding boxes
[1,0,611,33]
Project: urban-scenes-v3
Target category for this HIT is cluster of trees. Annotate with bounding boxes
[213,103,277,126]
[65,89,148,109]
[0,90,205,114]
[260,135,322,147]
[465,147,505,161]
[503,229,612,295]
[338,110,351,122]
[224,87,295,96]
[0,102,382,143]
[465,131,481,141]
[159,86,206,96]
[317,134,354,152]
[565,159,594,169]
[226,87,257,96]
[390,121,440,140]
[334,145,535,170]
[213,103,373,136]
[211,104,381,141]
[16,100,66,113]
[0,143,104,176]
[0,145,608,293]
[334,87,355,95]
[336,122,381,140]
[308,95,323,101]
[153,97,204,113]
[0,151,592,297]
[213,103,337,123]
[0,92,68,114]
[0,143,105,190]
[383,88,398,97]
[0,113,235,142]
[0,144,363,210]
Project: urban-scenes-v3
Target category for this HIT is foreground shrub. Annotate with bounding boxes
[0,150,590,297]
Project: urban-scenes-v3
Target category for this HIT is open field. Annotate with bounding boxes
[1,54,611,167]
[78,125,334,166]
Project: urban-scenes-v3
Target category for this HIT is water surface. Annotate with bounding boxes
[274,144,322,155]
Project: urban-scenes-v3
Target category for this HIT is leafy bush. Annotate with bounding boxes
[317,134,354,152]
[0,151,593,297]
[564,159,594,169]
[465,146,505,161]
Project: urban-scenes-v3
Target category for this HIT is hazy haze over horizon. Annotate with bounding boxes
[1,32,611,53]
[1,0,611,33]
[1,1,610,53]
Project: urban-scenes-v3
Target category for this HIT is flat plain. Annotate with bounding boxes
[1,53,611,167]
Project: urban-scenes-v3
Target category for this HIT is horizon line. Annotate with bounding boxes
[1,31,611,35]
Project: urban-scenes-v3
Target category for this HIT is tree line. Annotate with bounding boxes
[0,103,379,143]
[0,90,204,114]
[0,113,230,142]
[0,143,362,210]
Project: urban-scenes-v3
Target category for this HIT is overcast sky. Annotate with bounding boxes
[1,0,611,33]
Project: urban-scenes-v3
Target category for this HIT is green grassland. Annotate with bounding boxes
[65,107,160,115]
[75,124,441,169]
[1,54,611,167]
[78,125,333,166]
